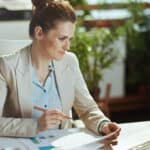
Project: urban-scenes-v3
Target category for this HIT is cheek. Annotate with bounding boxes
[46,45,59,59]
[45,41,56,53]
[48,40,60,50]
[43,39,62,58]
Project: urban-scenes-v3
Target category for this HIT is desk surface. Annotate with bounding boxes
[0,121,150,150]
[112,121,150,150]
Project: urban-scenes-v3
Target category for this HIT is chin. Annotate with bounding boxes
[54,55,64,61]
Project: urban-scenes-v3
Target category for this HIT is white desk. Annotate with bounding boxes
[0,128,110,150]
[112,121,150,150]
[0,121,149,150]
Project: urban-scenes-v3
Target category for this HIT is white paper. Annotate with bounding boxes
[51,129,119,150]
[19,129,82,150]
[19,128,118,150]
[51,131,102,149]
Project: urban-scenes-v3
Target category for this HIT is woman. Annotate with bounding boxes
[0,0,120,144]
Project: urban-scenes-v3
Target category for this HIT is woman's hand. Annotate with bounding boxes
[101,122,121,145]
[34,106,71,132]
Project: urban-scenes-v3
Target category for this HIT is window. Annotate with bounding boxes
[0,0,32,20]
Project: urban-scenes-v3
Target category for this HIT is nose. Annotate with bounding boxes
[63,39,70,51]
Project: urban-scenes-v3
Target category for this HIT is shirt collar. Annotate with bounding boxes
[48,61,55,72]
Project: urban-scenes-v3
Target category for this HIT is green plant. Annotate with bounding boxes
[124,1,150,94]
[69,0,150,96]
[69,0,91,20]
[69,0,87,6]
[71,26,120,93]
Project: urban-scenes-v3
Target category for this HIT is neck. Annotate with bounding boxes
[31,41,51,70]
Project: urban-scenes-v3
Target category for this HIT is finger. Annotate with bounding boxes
[105,131,120,141]
[115,130,120,137]
[39,114,64,130]
[39,120,60,131]
[101,139,118,145]
[47,119,61,125]
[49,110,71,119]
[46,109,63,115]
[44,113,67,122]
[105,135,116,141]
[112,128,121,138]
[46,120,61,129]
[46,110,71,119]
[33,107,69,119]
[107,125,121,137]
[50,116,65,121]
[106,134,118,141]
[111,140,118,145]
[104,130,121,141]
[38,116,61,132]
[109,123,121,132]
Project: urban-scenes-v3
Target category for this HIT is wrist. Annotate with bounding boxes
[98,120,110,135]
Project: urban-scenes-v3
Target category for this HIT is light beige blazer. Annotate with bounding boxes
[0,45,109,137]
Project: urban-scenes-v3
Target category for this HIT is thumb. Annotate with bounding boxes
[102,123,111,135]
[108,122,119,132]
[102,122,118,135]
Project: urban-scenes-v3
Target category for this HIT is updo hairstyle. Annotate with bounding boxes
[29,0,76,38]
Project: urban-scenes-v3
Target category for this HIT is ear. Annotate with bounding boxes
[34,26,44,40]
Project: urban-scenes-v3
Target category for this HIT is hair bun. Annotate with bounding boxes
[31,0,47,8]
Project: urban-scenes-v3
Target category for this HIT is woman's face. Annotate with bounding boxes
[38,21,75,60]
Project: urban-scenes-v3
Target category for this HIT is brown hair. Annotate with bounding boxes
[30,0,76,38]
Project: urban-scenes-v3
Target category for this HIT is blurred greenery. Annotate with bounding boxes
[69,0,87,6]
[125,1,150,94]
[69,0,150,95]
[71,25,120,92]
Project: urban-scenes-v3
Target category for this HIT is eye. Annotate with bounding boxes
[58,36,67,41]
[58,36,74,42]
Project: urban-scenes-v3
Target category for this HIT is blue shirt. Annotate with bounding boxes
[31,63,62,120]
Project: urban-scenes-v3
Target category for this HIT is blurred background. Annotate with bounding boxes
[0,0,149,123]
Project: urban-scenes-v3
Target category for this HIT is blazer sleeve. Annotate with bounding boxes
[71,54,110,135]
[0,59,37,138]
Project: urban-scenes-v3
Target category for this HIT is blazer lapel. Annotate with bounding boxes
[53,60,64,112]
[53,59,69,113]
[15,46,33,118]
[15,47,70,118]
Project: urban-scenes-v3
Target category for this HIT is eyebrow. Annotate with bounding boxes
[60,35,74,40]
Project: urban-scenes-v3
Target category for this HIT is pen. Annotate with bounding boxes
[34,106,72,119]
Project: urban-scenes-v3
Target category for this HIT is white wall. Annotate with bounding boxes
[0,21,30,40]
[100,37,126,98]
[0,39,31,55]
[0,21,31,54]
[0,21,126,98]
[100,60,125,98]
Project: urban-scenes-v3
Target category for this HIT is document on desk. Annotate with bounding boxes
[51,131,105,150]
[51,129,117,150]
[19,128,117,150]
